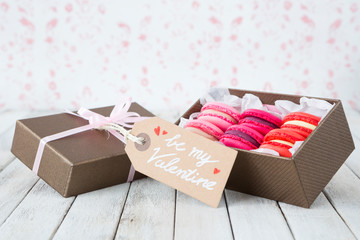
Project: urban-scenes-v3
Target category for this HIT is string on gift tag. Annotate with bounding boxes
[97,123,145,145]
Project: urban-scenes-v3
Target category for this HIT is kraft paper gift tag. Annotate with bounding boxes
[125,117,238,208]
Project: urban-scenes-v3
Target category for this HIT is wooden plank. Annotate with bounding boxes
[0,180,75,239]
[225,190,294,240]
[0,159,38,226]
[174,192,233,240]
[0,111,30,171]
[345,136,360,179]
[279,193,356,240]
[53,183,130,240]
[323,166,360,238]
[345,107,360,177]
[344,108,360,140]
[0,152,14,172]
[115,178,175,240]
[0,110,55,172]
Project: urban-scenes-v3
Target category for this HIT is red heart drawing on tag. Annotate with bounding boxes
[214,168,220,174]
[162,130,168,135]
[154,126,160,136]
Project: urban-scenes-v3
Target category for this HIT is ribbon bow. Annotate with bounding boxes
[32,98,146,183]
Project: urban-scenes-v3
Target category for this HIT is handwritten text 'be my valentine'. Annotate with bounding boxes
[147,134,219,190]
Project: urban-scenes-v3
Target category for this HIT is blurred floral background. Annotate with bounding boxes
[1,0,359,115]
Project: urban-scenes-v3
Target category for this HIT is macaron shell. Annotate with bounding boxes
[282,120,316,130]
[281,125,311,138]
[202,102,242,123]
[264,128,305,144]
[223,130,260,148]
[242,116,279,129]
[270,139,294,147]
[197,113,234,131]
[184,119,224,140]
[185,127,217,141]
[283,112,320,126]
[281,123,313,134]
[227,124,264,144]
[239,119,274,135]
[265,140,293,149]
[241,109,282,127]
[200,109,236,123]
[264,104,282,114]
[259,143,292,158]
[220,136,255,150]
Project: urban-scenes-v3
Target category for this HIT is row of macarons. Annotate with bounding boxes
[184,102,321,158]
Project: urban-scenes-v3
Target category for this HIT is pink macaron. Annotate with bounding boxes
[198,102,241,131]
[240,122,271,137]
[220,124,264,150]
[239,109,282,135]
[184,119,224,140]
[264,104,282,114]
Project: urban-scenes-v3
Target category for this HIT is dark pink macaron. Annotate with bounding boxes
[240,109,282,135]
[220,124,264,150]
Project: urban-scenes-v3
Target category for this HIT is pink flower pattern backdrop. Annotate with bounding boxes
[1,0,360,114]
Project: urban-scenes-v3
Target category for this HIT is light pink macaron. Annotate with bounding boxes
[264,104,282,114]
[184,119,224,140]
[197,102,241,131]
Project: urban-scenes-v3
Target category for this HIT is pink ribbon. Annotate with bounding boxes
[33,98,146,183]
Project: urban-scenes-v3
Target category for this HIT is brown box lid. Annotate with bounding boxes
[178,89,355,207]
[11,103,153,197]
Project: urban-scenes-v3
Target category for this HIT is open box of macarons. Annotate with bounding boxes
[177,88,355,208]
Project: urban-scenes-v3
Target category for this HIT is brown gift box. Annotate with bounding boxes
[11,103,153,197]
[178,89,355,208]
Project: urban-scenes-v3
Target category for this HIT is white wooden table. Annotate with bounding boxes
[0,109,360,240]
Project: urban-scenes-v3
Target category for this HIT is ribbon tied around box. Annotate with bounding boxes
[33,98,147,182]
